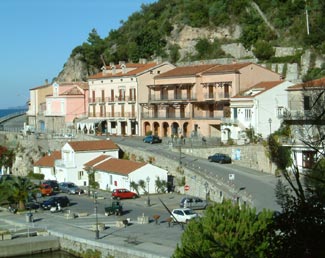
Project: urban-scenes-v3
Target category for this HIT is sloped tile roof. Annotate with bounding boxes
[68,140,119,152]
[155,64,218,78]
[34,151,61,167]
[233,81,284,98]
[92,157,146,175]
[88,62,159,79]
[84,155,110,167]
[202,62,252,74]
[61,86,84,96]
[287,77,325,90]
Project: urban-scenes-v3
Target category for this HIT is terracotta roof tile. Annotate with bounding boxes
[92,157,146,175]
[34,151,61,167]
[233,81,284,98]
[68,140,119,152]
[61,86,84,96]
[155,64,218,78]
[287,77,325,90]
[88,62,159,79]
[84,155,110,167]
[202,62,252,74]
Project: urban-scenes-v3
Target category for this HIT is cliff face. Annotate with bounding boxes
[55,53,98,83]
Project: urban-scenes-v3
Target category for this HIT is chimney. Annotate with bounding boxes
[45,79,48,85]
[139,58,147,64]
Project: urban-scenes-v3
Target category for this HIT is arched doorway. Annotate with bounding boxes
[143,122,151,135]
[163,122,169,137]
[171,122,179,137]
[153,122,160,136]
[182,122,189,137]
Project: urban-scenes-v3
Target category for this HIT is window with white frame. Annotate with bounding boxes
[277,106,284,118]
[244,109,252,120]
[78,171,84,180]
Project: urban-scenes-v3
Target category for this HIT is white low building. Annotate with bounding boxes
[54,139,119,186]
[84,155,168,194]
[221,80,294,144]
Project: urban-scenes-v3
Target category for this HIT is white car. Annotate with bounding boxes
[170,208,199,223]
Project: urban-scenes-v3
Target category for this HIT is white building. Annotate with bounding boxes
[221,80,294,144]
[84,155,168,194]
[54,140,119,186]
[33,151,61,180]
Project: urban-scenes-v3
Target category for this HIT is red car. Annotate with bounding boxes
[112,188,138,200]
[40,183,53,196]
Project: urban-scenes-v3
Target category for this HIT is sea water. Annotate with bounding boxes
[0,108,27,118]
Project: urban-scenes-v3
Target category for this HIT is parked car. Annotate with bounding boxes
[25,201,41,210]
[208,153,232,164]
[171,208,199,223]
[41,196,70,210]
[59,182,84,195]
[43,180,59,192]
[39,183,53,196]
[112,188,138,200]
[143,135,162,144]
[180,197,207,210]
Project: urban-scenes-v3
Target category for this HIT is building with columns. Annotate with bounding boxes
[78,60,175,136]
[140,62,282,139]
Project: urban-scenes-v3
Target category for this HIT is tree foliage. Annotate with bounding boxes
[68,0,325,73]
[173,201,276,258]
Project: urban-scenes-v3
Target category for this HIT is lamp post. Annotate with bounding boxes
[94,192,99,239]
[268,118,272,135]
[146,176,150,207]
[204,181,209,201]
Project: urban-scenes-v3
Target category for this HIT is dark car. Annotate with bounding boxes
[41,196,70,210]
[143,135,162,144]
[59,182,84,195]
[208,153,232,164]
[43,180,59,192]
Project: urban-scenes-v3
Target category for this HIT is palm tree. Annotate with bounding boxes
[9,176,38,210]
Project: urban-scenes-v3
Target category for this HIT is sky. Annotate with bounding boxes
[0,0,156,109]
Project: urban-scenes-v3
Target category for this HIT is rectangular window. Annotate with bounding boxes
[304,96,310,110]
[244,109,251,120]
[277,107,284,118]
[302,151,316,169]
[78,171,83,180]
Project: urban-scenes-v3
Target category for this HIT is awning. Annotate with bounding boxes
[77,118,106,131]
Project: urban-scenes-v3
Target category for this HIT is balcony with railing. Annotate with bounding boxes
[55,159,75,168]
[148,93,197,103]
[141,112,191,120]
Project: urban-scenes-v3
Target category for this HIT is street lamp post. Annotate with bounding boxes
[94,192,99,239]
[146,176,150,207]
[268,118,272,135]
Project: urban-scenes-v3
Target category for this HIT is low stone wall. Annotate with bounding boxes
[0,236,60,257]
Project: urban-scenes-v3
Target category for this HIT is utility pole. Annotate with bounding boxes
[305,0,310,35]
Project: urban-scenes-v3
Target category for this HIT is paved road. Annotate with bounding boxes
[108,135,282,212]
[0,192,187,258]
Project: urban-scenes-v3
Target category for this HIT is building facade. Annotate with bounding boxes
[221,80,294,144]
[79,60,175,136]
[140,62,282,139]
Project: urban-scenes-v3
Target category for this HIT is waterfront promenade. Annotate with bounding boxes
[0,192,184,258]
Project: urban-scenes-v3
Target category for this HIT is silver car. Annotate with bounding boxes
[180,197,207,210]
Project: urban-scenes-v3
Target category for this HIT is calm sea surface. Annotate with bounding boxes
[0,108,27,118]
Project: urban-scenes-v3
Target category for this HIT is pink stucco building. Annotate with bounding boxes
[140,62,282,138]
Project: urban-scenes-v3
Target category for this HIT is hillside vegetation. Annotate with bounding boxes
[68,0,325,80]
